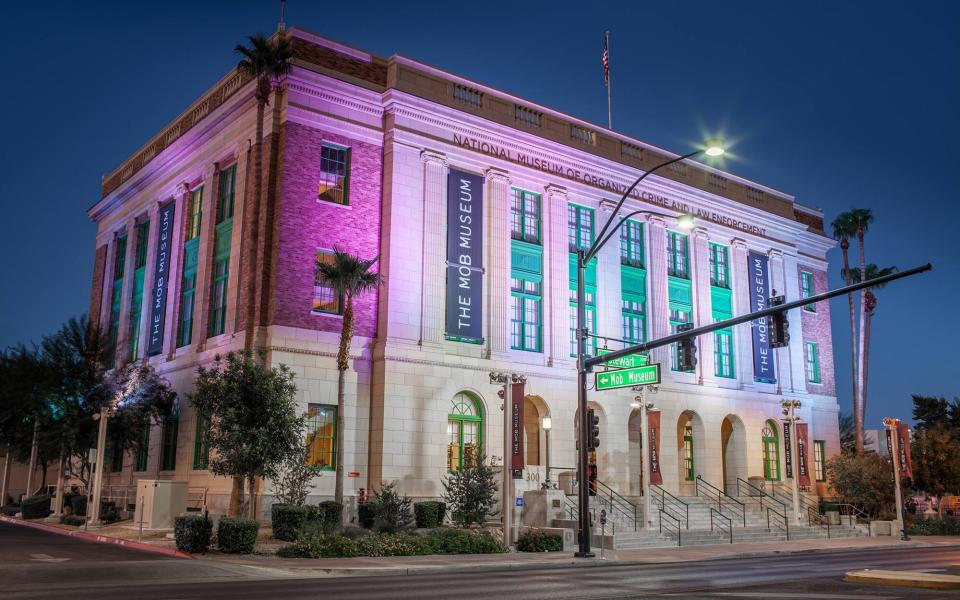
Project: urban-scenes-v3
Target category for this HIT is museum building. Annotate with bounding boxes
[83,28,839,518]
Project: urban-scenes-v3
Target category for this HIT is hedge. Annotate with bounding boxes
[60,515,87,527]
[414,501,446,528]
[175,514,213,553]
[517,529,563,552]
[277,528,508,559]
[71,495,87,517]
[271,505,308,541]
[308,501,343,534]
[908,517,960,536]
[358,500,379,529]
[0,506,19,516]
[217,517,259,554]
[21,495,52,519]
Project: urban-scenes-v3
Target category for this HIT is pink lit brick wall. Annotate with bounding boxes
[800,265,836,396]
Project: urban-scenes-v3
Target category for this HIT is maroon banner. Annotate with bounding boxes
[897,423,913,480]
[783,422,793,479]
[648,410,663,485]
[796,423,811,487]
[511,382,524,479]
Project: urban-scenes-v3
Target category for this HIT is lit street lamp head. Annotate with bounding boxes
[677,213,695,230]
[705,145,725,157]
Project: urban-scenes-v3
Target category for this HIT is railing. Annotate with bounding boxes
[187,487,208,512]
[807,505,831,539]
[696,475,746,527]
[737,477,789,515]
[652,485,689,529]
[772,482,817,514]
[710,507,733,544]
[659,508,682,546]
[593,480,638,531]
[101,485,137,511]
[766,506,790,540]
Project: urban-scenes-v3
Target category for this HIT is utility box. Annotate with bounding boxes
[135,480,188,529]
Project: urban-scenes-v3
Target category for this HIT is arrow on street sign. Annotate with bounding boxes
[595,363,661,390]
[596,348,649,369]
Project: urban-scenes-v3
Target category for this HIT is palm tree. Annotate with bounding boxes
[849,208,874,458]
[316,249,383,505]
[235,33,292,353]
[831,213,861,455]
[846,263,896,452]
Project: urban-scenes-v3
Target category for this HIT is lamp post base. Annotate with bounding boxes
[575,551,595,558]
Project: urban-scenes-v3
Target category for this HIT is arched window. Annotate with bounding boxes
[448,392,483,471]
[762,420,781,481]
[683,425,695,481]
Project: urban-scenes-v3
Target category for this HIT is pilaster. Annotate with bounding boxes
[194,165,221,351]
[596,202,623,350]
[691,227,715,383]
[114,222,135,367]
[730,238,754,388]
[768,249,786,392]
[485,167,512,356]
[420,150,448,346]
[646,216,670,368]
[544,184,571,365]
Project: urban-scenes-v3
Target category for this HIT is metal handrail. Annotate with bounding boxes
[766,506,790,540]
[696,476,746,527]
[737,477,788,514]
[710,507,733,544]
[594,479,638,531]
[807,505,831,539]
[652,485,689,529]
[659,508,681,546]
[772,482,816,513]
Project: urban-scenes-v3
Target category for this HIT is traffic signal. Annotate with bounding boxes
[769,295,790,348]
[587,409,600,450]
[587,462,598,496]
[677,322,697,372]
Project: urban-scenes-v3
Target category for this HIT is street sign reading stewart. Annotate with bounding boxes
[597,348,649,369]
[595,364,661,390]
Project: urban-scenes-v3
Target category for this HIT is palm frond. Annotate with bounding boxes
[315,248,382,297]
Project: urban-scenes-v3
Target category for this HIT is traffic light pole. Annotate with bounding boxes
[575,249,593,557]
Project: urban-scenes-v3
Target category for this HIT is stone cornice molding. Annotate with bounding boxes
[484,166,510,185]
[598,198,618,213]
[768,248,784,259]
[647,214,667,228]
[421,149,447,167]
[731,238,748,250]
[692,226,710,241]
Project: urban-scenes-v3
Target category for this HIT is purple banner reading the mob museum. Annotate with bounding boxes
[147,202,175,356]
[445,168,484,343]
[748,250,776,383]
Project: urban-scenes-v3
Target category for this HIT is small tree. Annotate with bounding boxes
[272,444,315,507]
[827,452,896,518]
[442,452,499,526]
[372,481,412,533]
[190,352,305,518]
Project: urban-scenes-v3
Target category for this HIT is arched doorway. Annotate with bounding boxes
[677,411,705,495]
[721,415,747,495]
[761,419,781,482]
[523,397,541,467]
[447,392,483,471]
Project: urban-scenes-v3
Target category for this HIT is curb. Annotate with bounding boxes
[843,569,960,590]
[0,515,196,560]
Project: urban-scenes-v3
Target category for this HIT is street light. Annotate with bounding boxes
[542,416,552,487]
[633,385,659,529]
[780,399,803,525]
[882,417,909,541]
[573,142,723,557]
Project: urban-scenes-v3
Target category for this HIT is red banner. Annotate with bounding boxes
[796,423,811,487]
[648,410,663,485]
[511,382,524,478]
[897,423,913,481]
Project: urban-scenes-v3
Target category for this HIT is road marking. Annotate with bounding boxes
[29,553,69,563]
[703,594,898,599]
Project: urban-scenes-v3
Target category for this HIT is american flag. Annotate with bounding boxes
[602,35,610,86]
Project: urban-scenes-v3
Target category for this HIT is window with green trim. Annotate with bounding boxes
[511,189,540,244]
[666,231,689,278]
[800,271,815,312]
[128,221,150,361]
[135,417,150,472]
[511,276,541,352]
[709,243,729,288]
[714,327,735,378]
[306,404,337,470]
[209,166,235,337]
[622,296,646,345]
[318,143,350,205]
[216,164,236,224]
[669,309,693,371]
[313,249,342,314]
[683,425,694,481]
[762,421,780,481]
[107,235,127,367]
[805,342,820,383]
[185,186,203,241]
[567,204,594,252]
[192,412,210,470]
[177,243,198,347]
[569,256,597,357]
[447,392,482,471]
[620,220,644,267]
[814,440,826,481]
[160,411,179,471]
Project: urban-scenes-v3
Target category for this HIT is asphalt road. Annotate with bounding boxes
[2,521,959,599]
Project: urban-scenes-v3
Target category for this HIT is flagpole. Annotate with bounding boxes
[605,31,612,129]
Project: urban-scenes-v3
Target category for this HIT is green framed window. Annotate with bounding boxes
[762,421,780,481]
[669,309,693,371]
[683,425,694,481]
[313,249,342,314]
[805,342,820,383]
[134,417,150,472]
[216,164,236,224]
[447,392,483,471]
[128,221,150,361]
[209,166,235,337]
[621,268,647,345]
[800,271,815,312]
[318,143,351,205]
[185,186,203,242]
[209,258,229,336]
[567,204,594,252]
[666,231,689,278]
[714,327,735,378]
[814,440,826,482]
[569,255,597,357]
[107,235,127,367]
[160,412,179,471]
[192,412,210,470]
[177,240,198,347]
[709,243,729,288]
[511,189,541,244]
[511,241,542,352]
[306,404,337,470]
[620,220,644,267]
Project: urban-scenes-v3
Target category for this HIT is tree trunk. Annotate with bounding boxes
[840,241,861,458]
[247,475,257,520]
[229,475,244,517]
[334,294,355,506]
[244,90,267,353]
[855,229,868,459]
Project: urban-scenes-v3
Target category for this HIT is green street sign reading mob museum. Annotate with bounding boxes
[595,363,661,390]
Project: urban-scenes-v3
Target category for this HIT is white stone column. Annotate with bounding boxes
[646,216,670,368]
[114,222,135,365]
[596,201,623,350]
[544,185,571,365]
[768,249,786,393]
[99,237,118,334]
[420,151,448,346]
[485,168,512,357]
[730,239,754,388]
[163,183,190,358]
[691,227,714,383]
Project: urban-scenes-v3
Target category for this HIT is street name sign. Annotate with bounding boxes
[595,363,661,390]
[596,348,649,369]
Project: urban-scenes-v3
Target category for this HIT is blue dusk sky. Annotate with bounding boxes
[0,1,956,426]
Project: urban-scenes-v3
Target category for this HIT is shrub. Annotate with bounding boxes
[217,517,259,554]
[175,514,213,553]
[100,501,120,523]
[271,504,309,542]
[358,500,378,529]
[276,529,507,559]
[372,482,412,533]
[414,501,442,528]
[20,495,52,519]
[278,532,358,558]
[61,493,79,514]
[0,506,19,516]
[60,515,87,527]
[517,529,563,552]
[355,532,428,557]
[442,452,498,526]
[71,495,88,517]
[340,526,370,540]
[908,517,960,536]
[313,501,343,533]
[423,527,508,554]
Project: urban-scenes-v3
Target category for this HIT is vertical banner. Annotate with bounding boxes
[897,423,913,480]
[886,428,894,460]
[748,251,776,383]
[511,382,525,479]
[147,202,175,356]
[446,168,484,342]
[783,421,793,479]
[796,423,811,487]
[648,410,663,485]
